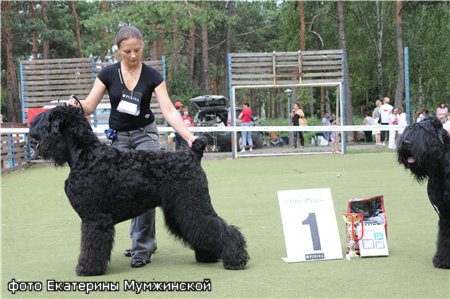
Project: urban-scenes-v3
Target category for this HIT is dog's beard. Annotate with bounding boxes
[397,140,429,182]
[40,138,69,166]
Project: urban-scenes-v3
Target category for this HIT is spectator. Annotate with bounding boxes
[269,131,284,147]
[182,108,194,127]
[388,108,399,150]
[174,101,188,151]
[443,113,450,134]
[331,117,341,153]
[436,102,448,120]
[379,97,393,146]
[290,103,305,148]
[238,101,253,152]
[321,112,332,142]
[372,99,382,145]
[363,111,374,143]
[395,107,407,144]
[416,108,429,122]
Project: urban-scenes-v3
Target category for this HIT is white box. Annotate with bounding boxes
[358,224,389,257]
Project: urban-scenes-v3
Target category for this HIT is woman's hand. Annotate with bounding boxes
[67,95,81,108]
[187,135,198,148]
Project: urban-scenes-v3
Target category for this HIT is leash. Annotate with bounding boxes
[70,95,85,116]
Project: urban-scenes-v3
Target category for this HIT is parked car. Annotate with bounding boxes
[189,95,263,151]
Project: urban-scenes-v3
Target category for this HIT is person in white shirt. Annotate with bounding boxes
[372,99,382,145]
[443,113,450,134]
[391,107,408,149]
[379,97,393,146]
[388,108,398,149]
[363,111,374,143]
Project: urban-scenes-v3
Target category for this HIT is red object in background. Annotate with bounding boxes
[27,108,49,126]
[27,107,91,127]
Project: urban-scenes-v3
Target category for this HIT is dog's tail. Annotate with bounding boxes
[191,136,208,159]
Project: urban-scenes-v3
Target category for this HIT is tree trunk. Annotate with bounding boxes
[149,24,165,60]
[224,0,233,98]
[325,87,331,114]
[201,23,210,94]
[29,1,39,60]
[186,23,196,84]
[320,87,325,117]
[337,0,353,125]
[172,15,179,73]
[298,0,306,51]
[270,87,276,118]
[376,1,384,100]
[1,1,20,122]
[101,0,107,62]
[418,72,424,108]
[296,0,305,146]
[70,0,82,58]
[417,5,426,107]
[42,0,50,59]
[394,0,405,108]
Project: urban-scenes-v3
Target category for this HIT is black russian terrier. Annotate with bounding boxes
[397,116,450,269]
[29,106,249,276]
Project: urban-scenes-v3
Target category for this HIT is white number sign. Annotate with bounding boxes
[278,188,343,263]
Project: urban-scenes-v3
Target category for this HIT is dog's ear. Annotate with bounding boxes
[49,107,66,135]
[51,118,63,134]
[429,116,443,129]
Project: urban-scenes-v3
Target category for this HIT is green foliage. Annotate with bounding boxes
[1,1,449,122]
[1,89,8,122]
[167,71,203,104]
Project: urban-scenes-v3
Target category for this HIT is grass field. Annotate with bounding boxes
[2,152,449,298]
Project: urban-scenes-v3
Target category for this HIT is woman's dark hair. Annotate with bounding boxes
[115,26,143,48]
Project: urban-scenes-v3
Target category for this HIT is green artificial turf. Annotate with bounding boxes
[2,153,449,298]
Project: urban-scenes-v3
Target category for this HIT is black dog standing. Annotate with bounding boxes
[397,116,450,269]
[30,106,249,276]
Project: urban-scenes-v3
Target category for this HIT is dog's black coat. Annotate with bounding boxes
[30,106,249,275]
[397,116,450,269]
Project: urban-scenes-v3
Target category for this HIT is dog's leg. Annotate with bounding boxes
[162,205,249,270]
[190,219,249,270]
[433,216,450,269]
[76,215,115,276]
[219,224,249,270]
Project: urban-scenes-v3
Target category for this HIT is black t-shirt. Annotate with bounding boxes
[292,113,300,126]
[97,62,164,131]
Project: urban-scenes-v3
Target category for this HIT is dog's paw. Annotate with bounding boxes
[223,261,247,270]
[433,255,450,269]
[76,264,106,276]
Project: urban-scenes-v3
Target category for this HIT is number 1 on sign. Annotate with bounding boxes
[302,213,322,251]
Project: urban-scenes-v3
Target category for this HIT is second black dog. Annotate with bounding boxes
[397,116,450,269]
[29,106,249,276]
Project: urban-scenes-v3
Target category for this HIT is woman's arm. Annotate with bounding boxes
[155,82,196,146]
[68,78,106,115]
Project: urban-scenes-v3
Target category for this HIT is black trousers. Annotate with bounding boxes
[380,123,389,142]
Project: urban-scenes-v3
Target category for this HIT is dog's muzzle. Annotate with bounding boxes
[399,140,416,164]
